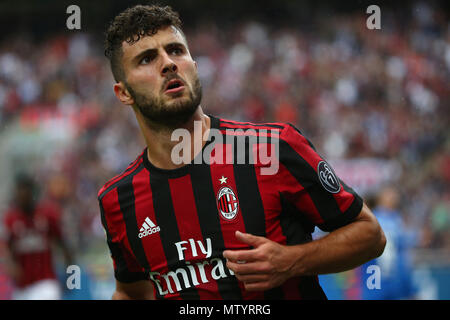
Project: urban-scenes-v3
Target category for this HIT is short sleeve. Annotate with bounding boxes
[277,124,363,232]
[99,196,147,283]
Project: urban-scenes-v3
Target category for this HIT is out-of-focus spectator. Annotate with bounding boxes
[2,174,73,300]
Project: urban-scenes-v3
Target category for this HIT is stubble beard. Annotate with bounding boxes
[126,75,203,130]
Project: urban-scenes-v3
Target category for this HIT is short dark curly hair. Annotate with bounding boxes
[104,4,183,82]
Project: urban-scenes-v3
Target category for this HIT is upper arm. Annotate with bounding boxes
[113,279,155,300]
[354,203,386,246]
[338,202,386,259]
[354,202,377,224]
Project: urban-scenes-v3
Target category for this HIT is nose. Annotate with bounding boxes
[161,63,177,76]
[160,53,178,76]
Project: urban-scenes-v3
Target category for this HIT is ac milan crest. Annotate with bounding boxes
[217,186,239,221]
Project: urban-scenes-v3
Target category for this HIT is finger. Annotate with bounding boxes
[235,231,268,248]
[226,260,270,275]
[223,248,260,262]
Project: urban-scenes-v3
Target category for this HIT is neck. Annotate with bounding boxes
[135,106,211,170]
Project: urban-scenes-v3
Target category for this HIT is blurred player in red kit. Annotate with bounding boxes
[3,174,73,300]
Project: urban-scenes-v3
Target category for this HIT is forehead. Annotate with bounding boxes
[121,26,187,61]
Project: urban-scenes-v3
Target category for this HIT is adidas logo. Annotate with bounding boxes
[138,217,160,238]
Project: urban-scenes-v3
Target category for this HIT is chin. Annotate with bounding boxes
[166,93,188,103]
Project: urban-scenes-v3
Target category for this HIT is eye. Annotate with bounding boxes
[170,47,183,55]
[140,55,152,65]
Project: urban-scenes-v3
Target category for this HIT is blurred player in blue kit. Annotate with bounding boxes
[359,186,418,299]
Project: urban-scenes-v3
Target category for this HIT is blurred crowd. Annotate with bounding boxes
[0,1,448,299]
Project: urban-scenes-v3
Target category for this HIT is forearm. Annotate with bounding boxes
[224,204,386,291]
[112,290,134,300]
[288,204,386,276]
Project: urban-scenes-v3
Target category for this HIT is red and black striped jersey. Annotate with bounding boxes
[98,115,363,300]
[3,201,62,288]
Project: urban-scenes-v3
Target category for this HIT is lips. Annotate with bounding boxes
[164,79,185,93]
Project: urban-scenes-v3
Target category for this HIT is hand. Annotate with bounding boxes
[223,231,297,292]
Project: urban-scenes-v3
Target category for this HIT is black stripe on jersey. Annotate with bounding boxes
[340,179,364,209]
[318,190,362,232]
[116,165,152,277]
[298,276,328,300]
[98,156,143,201]
[279,139,342,227]
[190,164,243,300]
[233,138,266,238]
[219,119,284,130]
[100,200,143,283]
[279,194,314,245]
[276,196,327,300]
[149,175,201,300]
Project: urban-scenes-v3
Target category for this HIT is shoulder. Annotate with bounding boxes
[97,150,146,202]
[216,117,287,133]
[215,117,316,157]
[216,117,309,143]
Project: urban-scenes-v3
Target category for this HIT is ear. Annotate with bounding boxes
[113,82,135,106]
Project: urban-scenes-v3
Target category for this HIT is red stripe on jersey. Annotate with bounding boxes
[210,143,233,167]
[168,175,221,300]
[282,126,322,171]
[131,169,175,299]
[278,163,325,226]
[333,188,357,213]
[209,144,258,299]
[219,118,285,128]
[101,188,146,275]
[252,144,286,245]
[220,122,283,132]
[98,154,144,197]
[219,129,280,139]
[210,145,247,246]
[18,252,54,288]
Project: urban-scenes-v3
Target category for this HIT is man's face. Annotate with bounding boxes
[119,26,202,127]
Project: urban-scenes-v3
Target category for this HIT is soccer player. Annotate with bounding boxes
[358,186,418,299]
[3,174,73,300]
[99,4,386,300]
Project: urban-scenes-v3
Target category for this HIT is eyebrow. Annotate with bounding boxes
[132,48,157,65]
[131,42,187,64]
